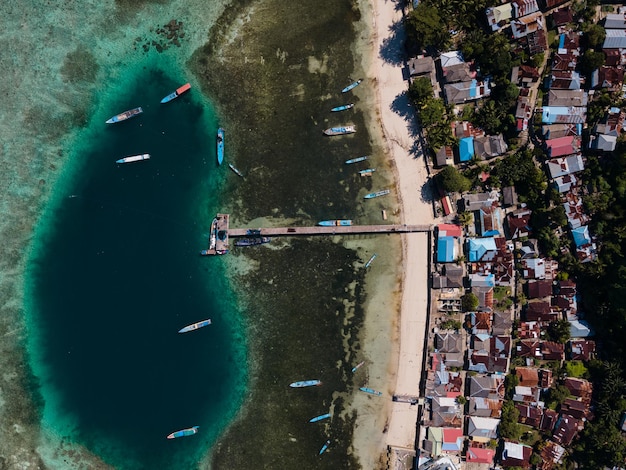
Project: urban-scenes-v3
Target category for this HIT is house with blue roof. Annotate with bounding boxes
[437,236,457,263]
[571,226,591,248]
[467,237,497,262]
[459,136,475,162]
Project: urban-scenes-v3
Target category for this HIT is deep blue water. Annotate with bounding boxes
[29,70,245,469]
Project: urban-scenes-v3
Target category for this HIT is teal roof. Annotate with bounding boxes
[459,137,475,162]
[467,237,497,262]
[437,236,456,262]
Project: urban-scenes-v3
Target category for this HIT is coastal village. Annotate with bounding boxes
[387,0,626,469]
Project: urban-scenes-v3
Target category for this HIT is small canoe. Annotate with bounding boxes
[217,128,225,165]
[359,387,382,396]
[364,189,390,199]
[319,439,331,455]
[229,163,244,177]
[167,426,199,439]
[345,156,368,165]
[365,254,377,268]
[359,168,376,175]
[331,103,354,112]
[342,79,363,93]
[309,413,331,423]
[351,361,365,373]
[161,82,191,103]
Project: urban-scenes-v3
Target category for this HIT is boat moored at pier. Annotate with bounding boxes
[106,107,143,124]
[317,220,352,226]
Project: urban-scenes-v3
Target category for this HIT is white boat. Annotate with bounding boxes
[116,154,150,164]
[178,319,212,333]
[364,189,390,199]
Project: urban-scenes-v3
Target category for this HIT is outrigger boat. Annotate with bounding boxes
[345,156,368,165]
[178,319,212,333]
[359,387,383,397]
[160,83,191,103]
[364,189,390,199]
[116,154,150,164]
[319,440,331,455]
[342,79,363,93]
[228,163,243,177]
[167,426,199,439]
[290,380,322,388]
[365,254,377,268]
[106,107,143,124]
[217,128,225,165]
[331,103,354,112]
[351,361,365,373]
[309,413,331,423]
[317,220,352,226]
[323,126,356,136]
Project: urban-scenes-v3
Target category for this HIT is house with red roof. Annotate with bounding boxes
[545,135,581,158]
[442,427,464,452]
[466,446,495,466]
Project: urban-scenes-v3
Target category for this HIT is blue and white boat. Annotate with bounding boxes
[317,220,352,226]
[359,387,382,396]
[345,156,368,165]
[331,103,354,112]
[309,413,331,423]
[365,254,377,268]
[116,153,150,164]
[364,189,390,199]
[342,79,363,93]
[323,126,356,136]
[319,439,331,455]
[106,107,143,124]
[167,426,199,439]
[217,128,225,165]
[359,168,376,175]
[351,361,365,373]
[178,319,212,333]
[290,380,321,388]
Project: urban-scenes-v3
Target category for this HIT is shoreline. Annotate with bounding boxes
[351,0,434,465]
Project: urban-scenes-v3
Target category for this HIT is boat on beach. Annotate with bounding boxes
[331,103,354,112]
[167,426,199,439]
[290,380,322,388]
[116,154,150,164]
[160,83,191,103]
[365,254,377,268]
[342,79,363,93]
[323,126,356,136]
[309,413,331,423]
[364,189,390,199]
[359,387,383,397]
[217,128,225,165]
[351,361,365,373]
[228,163,243,177]
[319,439,331,455]
[359,168,376,176]
[106,107,143,124]
[178,319,212,333]
[317,220,352,226]
[345,156,368,165]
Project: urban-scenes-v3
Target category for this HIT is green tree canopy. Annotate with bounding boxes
[579,50,606,76]
[408,77,434,108]
[547,319,571,344]
[583,23,607,49]
[499,400,522,440]
[461,292,479,312]
[405,4,450,52]
[420,97,446,128]
[437,166,472,193]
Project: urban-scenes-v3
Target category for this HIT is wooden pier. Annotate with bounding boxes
[228,224,433,237]
[201,214,433,255]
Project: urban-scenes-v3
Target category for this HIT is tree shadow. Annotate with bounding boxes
[379,17,407,67]
[390,91,421,140]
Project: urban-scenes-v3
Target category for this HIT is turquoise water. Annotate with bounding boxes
[26,66,246,468]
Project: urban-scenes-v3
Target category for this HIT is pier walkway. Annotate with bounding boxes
[228,224,433,237]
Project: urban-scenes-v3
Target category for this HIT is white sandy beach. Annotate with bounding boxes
[352,0,435,466]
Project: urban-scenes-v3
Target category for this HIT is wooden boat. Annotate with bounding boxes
[331,103,354,112]
[116,154,150,164]
[106,107,143,124]
[345,156,368,164]
[364,189,390,199]
[161,83,191,103]
[217,128,225,165]
[228,163,243,177]
[167,426,199,439]
[323,126,356,136]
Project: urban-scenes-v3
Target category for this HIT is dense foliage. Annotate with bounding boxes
[438,166,472,193]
